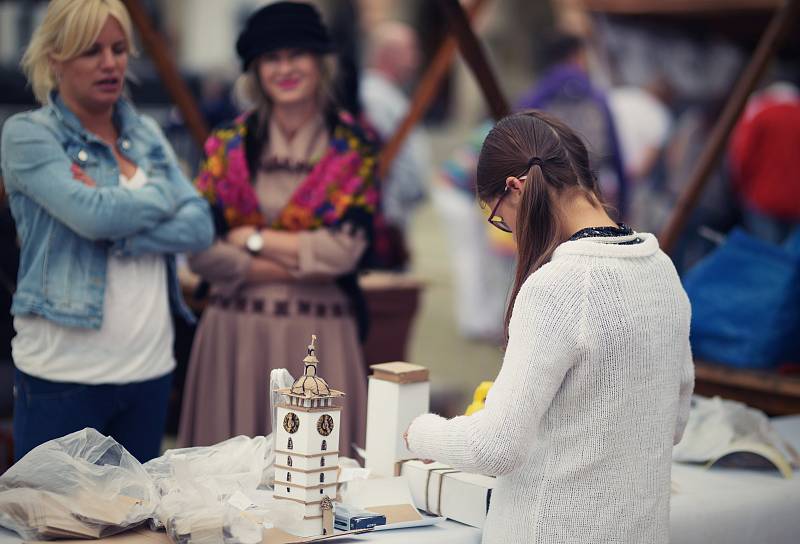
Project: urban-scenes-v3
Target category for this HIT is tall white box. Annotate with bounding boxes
[365,362,430,477]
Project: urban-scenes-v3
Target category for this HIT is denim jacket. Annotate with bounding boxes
[0,93,214,328]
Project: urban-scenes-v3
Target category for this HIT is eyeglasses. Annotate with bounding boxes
[486,176,526,233]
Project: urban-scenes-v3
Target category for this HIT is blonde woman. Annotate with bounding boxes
[179,2,378,457]
[0,0,213,462]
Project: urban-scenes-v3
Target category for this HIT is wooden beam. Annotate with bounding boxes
[439,0,510,122]
[582,0,781,15]
[378,0,490,180]
[659,0,800,254]
[122,0,209,147]
[694,360,800,415]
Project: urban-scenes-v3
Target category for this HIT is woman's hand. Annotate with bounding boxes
[227,225,257,249]
[71,164,96,187]
[403,428,433,464]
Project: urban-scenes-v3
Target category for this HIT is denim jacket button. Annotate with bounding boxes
[121,139,131,150]
[77,149,88,162]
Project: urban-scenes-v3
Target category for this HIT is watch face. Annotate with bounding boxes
[317,414,334,436]
[246,232,263,253]
[283,412,299,434]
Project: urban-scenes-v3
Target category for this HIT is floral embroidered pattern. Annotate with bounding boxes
[195,111,379,233]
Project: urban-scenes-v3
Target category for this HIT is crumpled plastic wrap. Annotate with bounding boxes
[0,369,320,543]
[0,428,158,540]
[141,368,301,543]
[144,434,273,543]
[673,395,800,467]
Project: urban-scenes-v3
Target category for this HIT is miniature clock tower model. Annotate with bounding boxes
[274,335,343,537]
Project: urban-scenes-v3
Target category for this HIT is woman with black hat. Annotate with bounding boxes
[178,2,377,456]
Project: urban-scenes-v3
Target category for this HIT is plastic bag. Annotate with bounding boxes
[144,434,272,541]
[683,228,800,368]
[0,428,157,540]
[270,368,294,438]
[141,368,303,543]
[673,395,800,470]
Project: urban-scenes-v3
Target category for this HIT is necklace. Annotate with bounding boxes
[568,223,642,244]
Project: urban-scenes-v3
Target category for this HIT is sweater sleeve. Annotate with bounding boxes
[407,274,582,476]
[673,339,695,445]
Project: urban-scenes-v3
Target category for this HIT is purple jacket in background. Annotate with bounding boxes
[516,64,629,218]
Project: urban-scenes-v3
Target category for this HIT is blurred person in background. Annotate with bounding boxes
[179,2,378,456]
[517,32,629,218]
[609,78,672,186]
[0,0,213,462]
[609,77,674,233]
[360,21,429,249]
[434,122,515,342]
[664,99,740,274]
[728,79,800,244]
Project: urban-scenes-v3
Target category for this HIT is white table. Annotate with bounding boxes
[2,417,799,544]
[669,415,800,544]
[0,520,480,544]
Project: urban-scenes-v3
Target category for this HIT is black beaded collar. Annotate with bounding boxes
[568,223,643,245]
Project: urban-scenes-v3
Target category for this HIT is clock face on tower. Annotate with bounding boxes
[317,414,334,436]
[283,412,300,434]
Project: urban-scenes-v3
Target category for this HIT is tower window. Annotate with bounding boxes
[320,489,324,494]
[320,457,325,467]
[320,473,325,483]
[287,487,291,493]
[287,456,293,467]
[287,472,291,482]
[321,440,327,451]
[288,437,293,450]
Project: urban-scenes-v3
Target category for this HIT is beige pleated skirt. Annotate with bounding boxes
[178,281,367,458]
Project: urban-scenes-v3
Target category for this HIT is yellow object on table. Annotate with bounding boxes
[465,381,494,415]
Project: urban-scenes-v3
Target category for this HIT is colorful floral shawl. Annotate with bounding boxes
[195,110,380,234]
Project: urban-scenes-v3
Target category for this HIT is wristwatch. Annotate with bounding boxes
[245,230,264,255]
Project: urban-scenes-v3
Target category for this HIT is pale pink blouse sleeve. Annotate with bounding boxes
[295,226,368,278]
[188,240,253,295]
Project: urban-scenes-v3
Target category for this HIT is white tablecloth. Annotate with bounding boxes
[2,417,799,544]
[669,415,800,544]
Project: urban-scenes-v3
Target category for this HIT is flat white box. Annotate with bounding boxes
[365,363,430,477]
[399,460,495,529]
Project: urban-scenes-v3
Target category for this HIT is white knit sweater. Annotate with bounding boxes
[408,233,694,544]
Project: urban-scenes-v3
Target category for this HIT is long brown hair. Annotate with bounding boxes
[476,110,607,340]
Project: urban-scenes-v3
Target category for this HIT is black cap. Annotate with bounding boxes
[236,2,335,71]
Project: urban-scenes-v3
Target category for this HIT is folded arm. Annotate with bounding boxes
[227,223,368,279]
[1,115,175,241]
[112,117,214,256]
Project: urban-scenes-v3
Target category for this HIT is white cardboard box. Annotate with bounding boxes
[399,460,495,529]
[365,363,430,477]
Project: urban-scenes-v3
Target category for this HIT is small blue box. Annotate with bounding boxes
[334,504,387,531]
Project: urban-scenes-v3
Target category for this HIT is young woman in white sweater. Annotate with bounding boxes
[406,111,694,543]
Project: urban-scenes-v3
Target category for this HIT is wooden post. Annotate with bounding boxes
[659,0,800,254]
[439,0,510,122]
[122,0,209,147]
[378,0,491,179]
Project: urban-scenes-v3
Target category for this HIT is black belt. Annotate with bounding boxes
[208,295,353,318]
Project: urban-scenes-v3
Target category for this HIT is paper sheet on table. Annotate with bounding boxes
[341,477,427,525]
[341,477,415,510]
